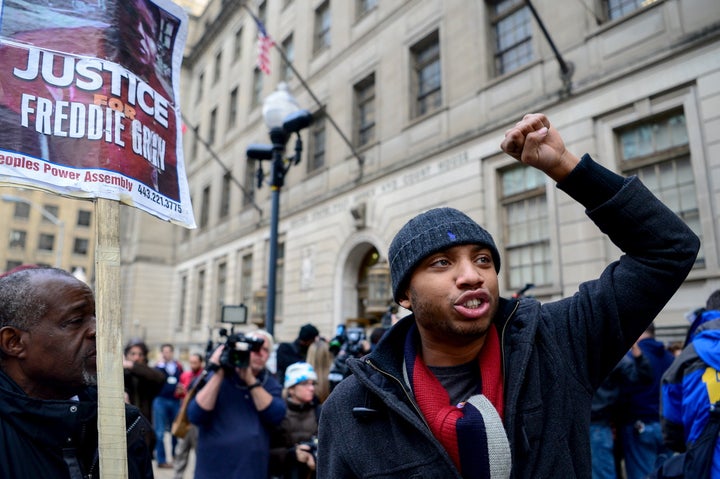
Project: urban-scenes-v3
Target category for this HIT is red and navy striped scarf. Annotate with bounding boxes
[404,323,511,478]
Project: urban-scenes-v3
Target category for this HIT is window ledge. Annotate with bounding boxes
[479,58,541,93]
[405,104,448,131]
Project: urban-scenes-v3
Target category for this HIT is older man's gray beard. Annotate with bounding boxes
[83,369,97,387]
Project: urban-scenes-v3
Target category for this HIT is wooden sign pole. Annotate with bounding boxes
[95,198,128,478]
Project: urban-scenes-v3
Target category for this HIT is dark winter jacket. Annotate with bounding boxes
[592,353,653,424]
[124,361,165,422]
[276,340,308,383]
[270,398,321,478]
[617,337,675,425]
[0,369,154,478]
[318,156,700,479]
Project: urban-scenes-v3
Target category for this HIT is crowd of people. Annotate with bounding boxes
[119,317,376,478]
[0,113,716,478]
[126,320,707,479]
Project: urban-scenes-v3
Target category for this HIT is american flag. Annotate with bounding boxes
[254,16,273,75]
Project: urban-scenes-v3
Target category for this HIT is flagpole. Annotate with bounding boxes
[180,114,263,216]
[242,5,365,180]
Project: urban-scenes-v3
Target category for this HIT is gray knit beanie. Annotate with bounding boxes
[388,207,500,302]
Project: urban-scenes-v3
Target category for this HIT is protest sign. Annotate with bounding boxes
[0,0,195,227]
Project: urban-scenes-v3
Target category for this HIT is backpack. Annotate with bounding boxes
[649,402,720,479]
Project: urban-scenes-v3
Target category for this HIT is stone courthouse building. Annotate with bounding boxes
[120,0,720,356]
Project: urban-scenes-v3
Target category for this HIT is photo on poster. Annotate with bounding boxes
[0,0,195,227]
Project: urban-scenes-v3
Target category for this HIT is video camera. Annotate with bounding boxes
[216,329,264,370]
[205,304,264,370]
[328,326,367,391]
[329,325,366,357]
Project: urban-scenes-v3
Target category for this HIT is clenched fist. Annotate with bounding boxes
[500,113,579,182]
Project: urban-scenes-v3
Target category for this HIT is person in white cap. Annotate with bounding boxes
[270,362,321,479]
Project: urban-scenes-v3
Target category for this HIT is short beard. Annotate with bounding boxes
[408,286,496,341]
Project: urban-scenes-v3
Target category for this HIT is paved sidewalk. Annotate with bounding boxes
[153,433,196,479]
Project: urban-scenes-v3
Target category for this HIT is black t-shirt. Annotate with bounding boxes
[428,360,480,406]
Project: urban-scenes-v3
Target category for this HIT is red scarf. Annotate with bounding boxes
[405,323,505,476]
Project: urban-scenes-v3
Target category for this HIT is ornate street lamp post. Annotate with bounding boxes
[247,83,312,336]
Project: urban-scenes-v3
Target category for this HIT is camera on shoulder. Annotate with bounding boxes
[219,331,264,370]
[206,304,264,370]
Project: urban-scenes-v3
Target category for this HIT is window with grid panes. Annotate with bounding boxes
[314,1,331,53]
[77,210,91,227]
[229,87,238,128]
[214,50,222,83]
[252,68,263,109]
[354,74,375,147]
[258,1,267,24]
[42,204,59,223]
[617,111,703,266]
[197,72,204,102]
[411,31,441,118]
[9,230,26,249]
[489,0,533,76]
[356,0,377,19]
[178,274,188,330]
[309,114,326,172]
[73,238,89,255]
[500,165,551,291]
[240,253,253,308]
[605,0,644,21]
[38,233,55,251]
[195,269,205,328]
[233,27,242,62]
[220,172,231,219]
[209,108,217,144]
[282,34,294,82]
[200,185,210,228]
[13,202,30,219]
[243,160,256,207]
[216,261,227,321]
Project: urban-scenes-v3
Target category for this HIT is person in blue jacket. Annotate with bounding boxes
[591,342,653,479]
[617,323,675,479]
[661,290,720,479]
[152,342,184,468]
[188,329,286,479]
[317,113,700,479]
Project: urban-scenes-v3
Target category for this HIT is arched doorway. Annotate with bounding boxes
[337,240,392,330]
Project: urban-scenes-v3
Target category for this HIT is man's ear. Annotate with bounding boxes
[0,326,26,358]
[398,294,411,311]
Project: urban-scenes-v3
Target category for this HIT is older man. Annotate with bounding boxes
[0,266,154,478]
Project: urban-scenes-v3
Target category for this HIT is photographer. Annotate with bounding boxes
[328,327,370,391]
[187,330,286,479]
[270,362,321,479]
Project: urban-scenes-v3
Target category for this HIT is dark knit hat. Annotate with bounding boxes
[298,323,320,341]
[388,207,500,302]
